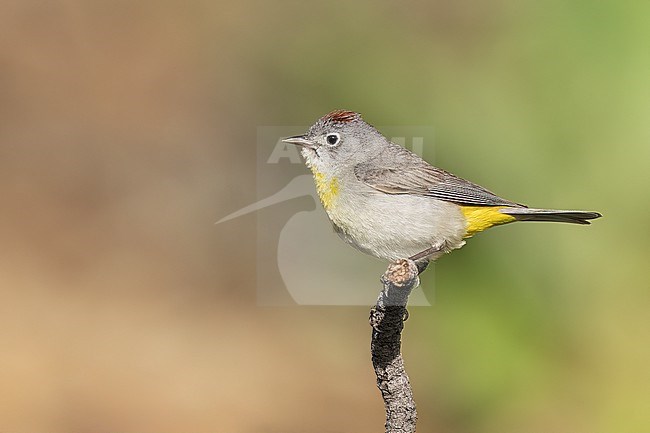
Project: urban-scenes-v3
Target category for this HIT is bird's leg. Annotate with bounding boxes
[408,241,447,263]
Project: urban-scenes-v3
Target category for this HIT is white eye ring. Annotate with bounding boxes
[325,132,341,146]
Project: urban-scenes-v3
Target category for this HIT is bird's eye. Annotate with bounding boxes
[325,133,340,146]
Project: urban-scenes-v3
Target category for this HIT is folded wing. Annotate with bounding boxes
[354,146,524,207]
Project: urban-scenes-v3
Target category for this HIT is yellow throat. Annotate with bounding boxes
[312,170,340,211]
[460,205,516,238]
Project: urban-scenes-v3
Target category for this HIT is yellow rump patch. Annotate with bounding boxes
[460,206,516,238]
[313,171,340,211]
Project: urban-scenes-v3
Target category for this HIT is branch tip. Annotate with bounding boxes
[381,259,419,291]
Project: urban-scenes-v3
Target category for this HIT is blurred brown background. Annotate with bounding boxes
[1,1,649,432]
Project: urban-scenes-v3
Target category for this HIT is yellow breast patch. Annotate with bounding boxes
[460,206,516,238]
[313,171,340,211]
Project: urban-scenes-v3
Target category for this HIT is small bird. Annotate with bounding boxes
[283,110,601,270]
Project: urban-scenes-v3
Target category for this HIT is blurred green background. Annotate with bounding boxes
[1,1,648,432]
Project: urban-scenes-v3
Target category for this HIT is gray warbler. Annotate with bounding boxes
[283,110,601,270]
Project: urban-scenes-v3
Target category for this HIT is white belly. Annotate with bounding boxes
[326,188,467,262]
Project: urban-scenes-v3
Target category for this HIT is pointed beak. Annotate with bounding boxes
[282,135,316,149]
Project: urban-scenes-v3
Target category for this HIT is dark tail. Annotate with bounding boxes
[500,208,602,225]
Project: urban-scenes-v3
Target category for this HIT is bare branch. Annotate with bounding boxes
[370,259,420,433]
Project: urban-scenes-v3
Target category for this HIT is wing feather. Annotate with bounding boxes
[354,146,524,208]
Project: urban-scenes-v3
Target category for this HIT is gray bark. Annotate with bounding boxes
[369,259,420,433]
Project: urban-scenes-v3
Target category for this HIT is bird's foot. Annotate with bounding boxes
[408,241,448,263]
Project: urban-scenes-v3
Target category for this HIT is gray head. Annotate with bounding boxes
[282,110,388,175]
